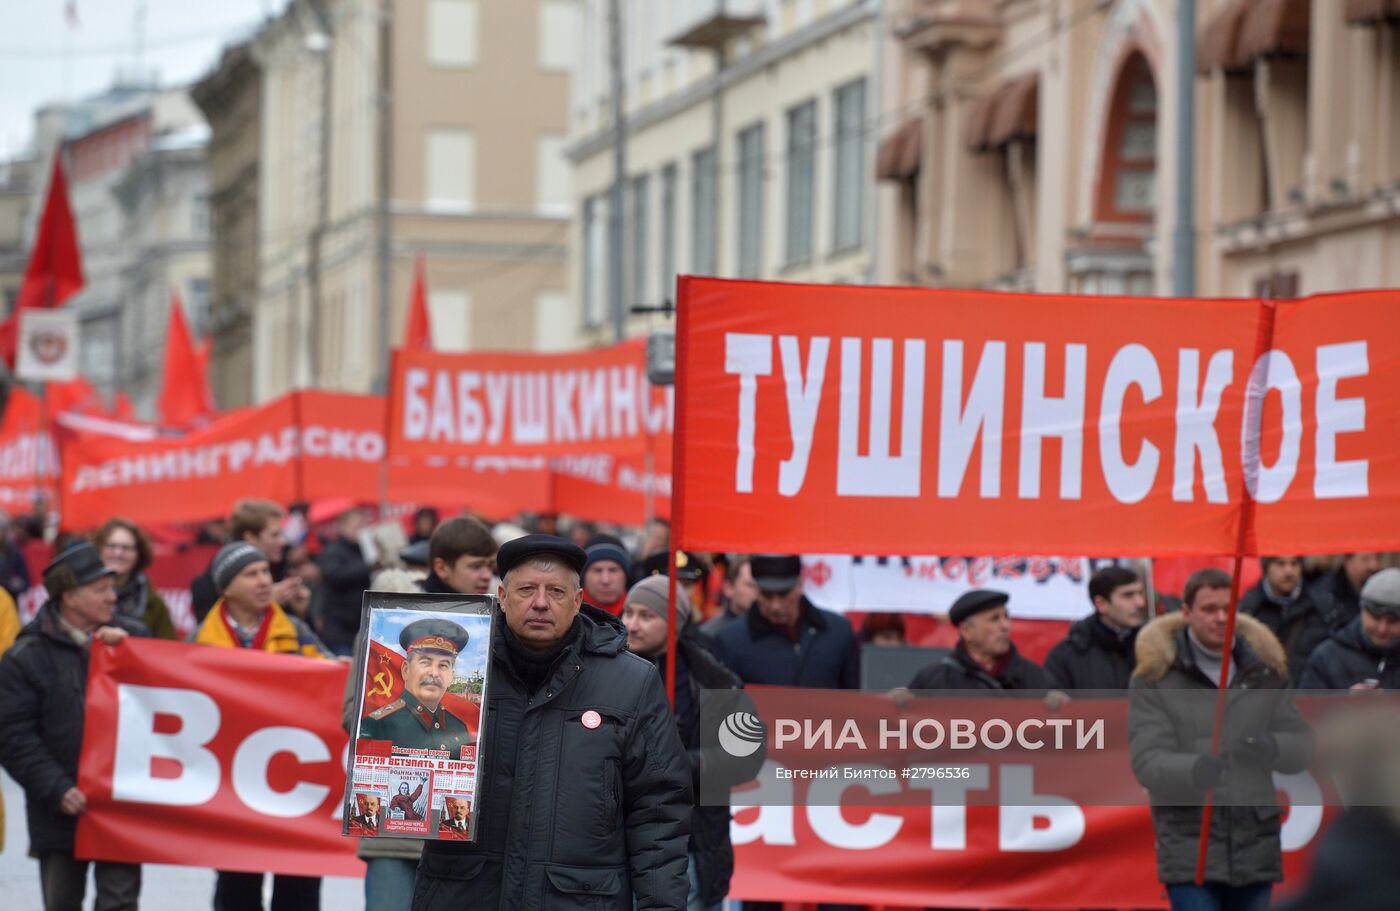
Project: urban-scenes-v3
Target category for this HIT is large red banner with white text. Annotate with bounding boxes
[77,638,361,877]
[76,641,1325,903]
[674,279,1400,556]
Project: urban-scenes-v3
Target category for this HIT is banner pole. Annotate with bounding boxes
[1193,297,1277,884]
[292,389,307,504]
[378,352,395,513]
[663,278,691,709]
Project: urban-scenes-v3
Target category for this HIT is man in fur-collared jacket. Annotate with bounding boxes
[1129,567,1313,911]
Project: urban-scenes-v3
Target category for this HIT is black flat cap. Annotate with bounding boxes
[948,589,1010,626]
[399,540,431,569]
[400,618,470,656]
[43,542,116,599]
[749,554,802,593]
[496,533,587,579]
[641,550,708,582]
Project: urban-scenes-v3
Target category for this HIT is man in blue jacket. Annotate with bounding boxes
[711,554,859,689]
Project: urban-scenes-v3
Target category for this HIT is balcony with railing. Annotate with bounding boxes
[667,0,767,49]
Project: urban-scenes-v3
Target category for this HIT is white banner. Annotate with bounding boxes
[801,555,1133,621]
[17,309,79,382]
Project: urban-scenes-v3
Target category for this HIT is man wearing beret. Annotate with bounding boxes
[908,589,1051,690]
[0,542,148,911]
[359,619,475,754]
[711,554,859,689]
[1301,567,1400,690]
[583,540,631,615]
[190,541,329,910]
[413,534,691,911]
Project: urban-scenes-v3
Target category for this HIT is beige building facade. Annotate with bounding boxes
[230,0,577,403]
[569,0,890,345]
[881,0,1400,300]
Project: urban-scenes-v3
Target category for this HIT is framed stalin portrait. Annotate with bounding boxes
[343,591,494,841]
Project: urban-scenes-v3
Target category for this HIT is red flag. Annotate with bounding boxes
[44,376,105,417]
[404,254,433,351]
[112,392,137,422]
[157,290,216,428]
[1,155,84,365]
[362,638,479,734]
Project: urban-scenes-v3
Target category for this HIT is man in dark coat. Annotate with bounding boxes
[1129,568,1312,911]
[1241,555,1330,685]
[621,576,762,911]
[315,506,373,654]
[909,589,1050,690]
[710,554,859,689]
[1300,568,1400,690]
[1308,552,1381,632]
[1044,565,1147,691]
[0,543,148,911]
[413,535,691,911]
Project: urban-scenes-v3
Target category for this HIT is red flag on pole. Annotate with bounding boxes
[1,154,84,366]
[112,392,137,422]
[404,254,433,351]
[44,376,105,417]
[157,290,216,428]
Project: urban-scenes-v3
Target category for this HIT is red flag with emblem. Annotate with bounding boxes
[0,155,84,366]
[362,639,479,734]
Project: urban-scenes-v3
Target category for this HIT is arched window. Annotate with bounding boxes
[1095,52,1157,222]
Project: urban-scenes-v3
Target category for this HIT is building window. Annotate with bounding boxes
[186,278,212,337]
[735,122,766,279]
[425,128,476,213]
[1253,270,1300,300]
[427,0,478,68]
[536,134,571,216]
[832,79,866,252]
[429,290,473,352]
[660,163,678,303]
[540,0,579,73]
[630,174,650,306]
[191,192,209,234]
[785,100,816,266]
[582,195,604,326]
[1096,53,1157,220]
[691,145,717,275]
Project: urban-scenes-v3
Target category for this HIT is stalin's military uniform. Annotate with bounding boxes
[360,618,476,755]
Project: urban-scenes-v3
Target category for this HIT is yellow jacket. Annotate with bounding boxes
[0,586,17,851]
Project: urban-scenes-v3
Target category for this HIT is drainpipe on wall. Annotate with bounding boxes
[865,0,885,285]
[1172,0,1197,296]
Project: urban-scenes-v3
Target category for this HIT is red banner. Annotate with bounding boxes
[387,343,674,458]
[0,386,59,508]
[674,279,1400,557]
[77,638,361,877]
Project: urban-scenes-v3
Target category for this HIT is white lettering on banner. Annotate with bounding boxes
[807,768,903,849]
[1314,341,1368,498]
[112,685,221,806]
[232,727,331,818]
[730,762,798,846]
[70,426,389,494]
[836,338,926,497]
[1099,344,1162,504]
[725,334,773,493]
[0,432,61,481]
[726,333,1372,505]
[1277,772,1323,850]
[1018,343,1087,500]
[938,340,1005,499]
[907,766,991,850]
[400,364,672,447]
[1241,351,1302,503]
[778,335,829,497]
[997,766,1085,851]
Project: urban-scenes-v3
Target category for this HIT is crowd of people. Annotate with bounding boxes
[0,496,1395,911]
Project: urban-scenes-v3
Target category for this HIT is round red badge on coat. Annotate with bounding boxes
[581,710,601,729]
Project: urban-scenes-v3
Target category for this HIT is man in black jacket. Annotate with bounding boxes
[413,535,691,911]
[1241,555,1330,685]
[0,543,149,911]
[1309,552,1382,631]
[1300,568,1400,690]
[315,506,372,655]
[1044,565,1147,691]
[909,589,1050,690]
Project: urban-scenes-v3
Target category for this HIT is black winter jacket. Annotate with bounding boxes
[1240,582,1331,685]
[414,606,691,911]
[315,535,372,651]
[0,605,147,853]
[1307,568,1365,632]
[909,642,1050,691]
[1043,615,1138,691]
[1276,808,1400,911]
[1128,613,1312,886]
[710,598,858,689]
[1298,617,1400,690]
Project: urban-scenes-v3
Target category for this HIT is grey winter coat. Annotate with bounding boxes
[1128,612,1312,886]
[413,606,692,911]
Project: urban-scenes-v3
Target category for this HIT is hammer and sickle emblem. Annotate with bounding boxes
[370,672,393,699]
